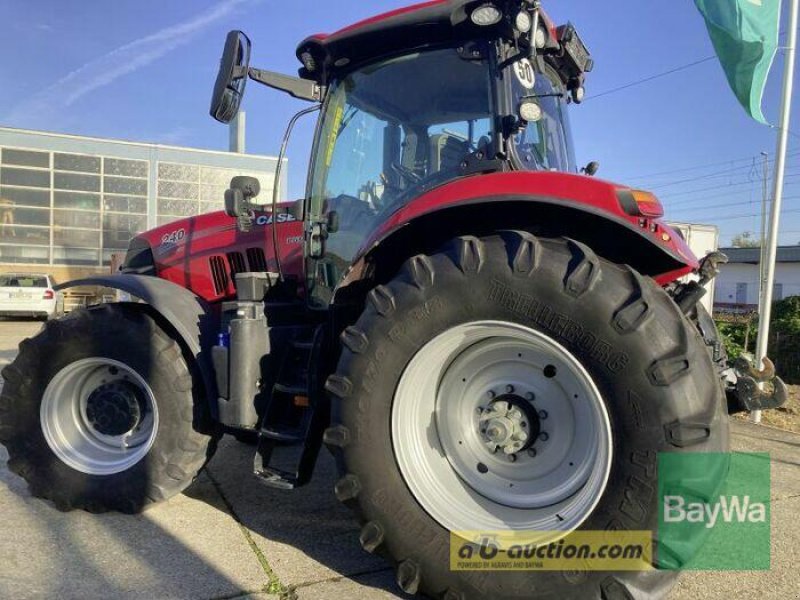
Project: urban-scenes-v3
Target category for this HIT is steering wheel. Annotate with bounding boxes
[390,162,423,185]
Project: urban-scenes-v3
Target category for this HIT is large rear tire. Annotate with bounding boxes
[0,304,218,513]
[325,233,729,599]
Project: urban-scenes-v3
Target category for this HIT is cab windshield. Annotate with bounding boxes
[508,60,576,173]
[308,48,494,265]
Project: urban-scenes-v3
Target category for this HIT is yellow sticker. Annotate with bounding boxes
[450,530,653,571]
[324,103,345,168]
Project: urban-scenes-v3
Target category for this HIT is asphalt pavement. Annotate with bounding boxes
[0,319,798,600]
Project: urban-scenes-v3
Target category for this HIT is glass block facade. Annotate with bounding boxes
[0,127,280,268]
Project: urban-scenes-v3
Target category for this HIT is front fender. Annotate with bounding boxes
[55,274,219,412]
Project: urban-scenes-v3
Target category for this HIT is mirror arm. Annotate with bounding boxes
[248,68,323,102]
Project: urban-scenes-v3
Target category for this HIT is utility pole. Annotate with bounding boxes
[758,152,769,304]
[752,0,799,425]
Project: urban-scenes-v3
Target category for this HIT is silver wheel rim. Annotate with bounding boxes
[392,321,612,534]
[40,358,159,475]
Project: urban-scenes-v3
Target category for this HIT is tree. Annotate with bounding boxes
[730,231,762,248]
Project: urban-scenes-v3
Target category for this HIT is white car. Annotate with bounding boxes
[0,273,64,320]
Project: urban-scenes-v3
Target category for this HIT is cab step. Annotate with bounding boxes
[253,327,326,489]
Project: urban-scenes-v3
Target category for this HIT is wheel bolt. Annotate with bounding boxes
[540,432,549,442]
[476,407,484,415]
[539,410,548,420]
[507,453,517,463]
[488,390,496,399]
[527,448,537,458]
[525,392,535,401]
[505,385,515,394]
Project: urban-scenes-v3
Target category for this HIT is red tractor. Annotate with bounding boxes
[0,1,786,598]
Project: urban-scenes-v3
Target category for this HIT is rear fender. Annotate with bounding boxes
[334,196,696,304]
[55,274,219,416]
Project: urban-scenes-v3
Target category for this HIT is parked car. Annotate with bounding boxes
[0,273,64,320]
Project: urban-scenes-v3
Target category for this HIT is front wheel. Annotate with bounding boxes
[0,304,218,513]
[325,233,729,599]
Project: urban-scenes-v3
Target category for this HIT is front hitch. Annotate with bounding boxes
[728,353,789,413]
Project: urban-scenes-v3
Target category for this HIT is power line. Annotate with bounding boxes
[648,163,766,190]
[623,146,800,183]
[659,170,800,201]
[587,29,792,103]
[695,198,800,222]
[623,154,763,181]
[663,180,800,210]
[586,56,717,101]
[669,199,769,214]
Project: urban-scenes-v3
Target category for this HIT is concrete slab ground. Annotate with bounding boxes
[0,320,798,600]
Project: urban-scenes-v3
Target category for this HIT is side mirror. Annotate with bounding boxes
[581,161,600,177]
[225,176,260,231]
[210,31,252,124]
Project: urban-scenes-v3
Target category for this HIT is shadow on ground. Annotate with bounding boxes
[0,445,273,600]
[186,437,406,598]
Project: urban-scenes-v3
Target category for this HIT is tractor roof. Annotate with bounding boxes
[296,0,559,84]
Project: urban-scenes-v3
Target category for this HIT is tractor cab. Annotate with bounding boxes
[210,0,593,305]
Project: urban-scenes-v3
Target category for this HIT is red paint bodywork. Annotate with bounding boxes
[133,173,696,305]
[331,0,448,38]
[136,208,304,303]
[357,171,698,286]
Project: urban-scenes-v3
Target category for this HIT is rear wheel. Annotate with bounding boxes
[0,304,218,513]
[325,233,729,599]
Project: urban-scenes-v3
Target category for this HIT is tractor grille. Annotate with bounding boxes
[209,256,229,295]
[227,251,247,277]
[246,247,268,272]
[209,247,271,296]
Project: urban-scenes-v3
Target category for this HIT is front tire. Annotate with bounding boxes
[325,233,729,599]
[0,304,218,513]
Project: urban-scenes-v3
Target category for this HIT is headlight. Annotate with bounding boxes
[471,4,503,26]
[515,11,532,32]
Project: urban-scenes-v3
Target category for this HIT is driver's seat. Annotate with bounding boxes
[430,133,470,174]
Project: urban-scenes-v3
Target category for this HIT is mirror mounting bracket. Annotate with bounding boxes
[248,68,323,102]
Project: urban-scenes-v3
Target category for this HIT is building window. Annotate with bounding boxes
[54,153,101,174]
[1,149,50,169]
[101,157,148,263]
[156,161,272,226]
[0,141,275,270]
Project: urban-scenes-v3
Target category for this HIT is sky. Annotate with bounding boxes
[0,0,798,246]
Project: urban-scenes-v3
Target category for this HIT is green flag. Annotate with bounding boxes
[694,0,782,124]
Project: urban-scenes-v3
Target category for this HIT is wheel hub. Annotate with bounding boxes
[85,381,144,437]
[40,358,160,476]
[392,320,613,533]
[479,395,540,455]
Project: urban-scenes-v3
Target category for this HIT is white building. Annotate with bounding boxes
[0,126,281,283]
[714,246,800,310]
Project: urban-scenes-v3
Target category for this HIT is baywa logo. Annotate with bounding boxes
[663,494,767,529]
[658,452,771,570]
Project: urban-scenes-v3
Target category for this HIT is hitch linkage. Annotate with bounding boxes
[729,353,788,413]
[675,251,729,315]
